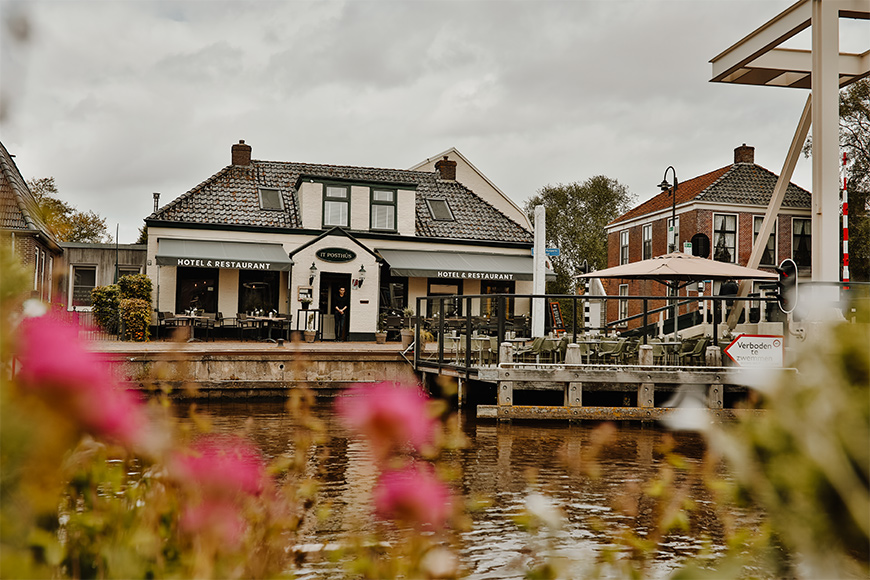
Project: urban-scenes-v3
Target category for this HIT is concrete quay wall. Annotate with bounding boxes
[93,345,418,399]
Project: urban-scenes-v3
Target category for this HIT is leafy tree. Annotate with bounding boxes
[524,176,635,293]
[136,224,148,245]
[27,177,112,243]
[840,80,869,282]
[803,79,869,281]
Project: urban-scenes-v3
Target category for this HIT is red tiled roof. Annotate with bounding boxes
[608,165,732,225]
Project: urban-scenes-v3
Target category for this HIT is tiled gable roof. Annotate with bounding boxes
[610,166,731,225]
[610,162,811,226]
[151,159,533,244]
[0,140,57,242]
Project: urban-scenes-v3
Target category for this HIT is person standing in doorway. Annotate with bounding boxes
[334,287,349,341]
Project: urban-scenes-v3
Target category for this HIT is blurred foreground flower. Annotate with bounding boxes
[15,314,147,447]
[374,463,452,529]
[171,435,269,546]
[336,381,436,459]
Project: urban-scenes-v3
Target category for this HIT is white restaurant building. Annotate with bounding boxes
[145,141,541,340]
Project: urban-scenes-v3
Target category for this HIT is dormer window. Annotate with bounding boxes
[323,184,349,227]
[259,187,283,210]
[426,198,454,221]
[371,189,396,231]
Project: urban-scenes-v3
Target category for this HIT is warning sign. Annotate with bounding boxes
[724,334,784,368]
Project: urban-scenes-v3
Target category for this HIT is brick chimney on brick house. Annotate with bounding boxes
[734,143,754,164]
[232,140,252,166]
[435,155,457,180]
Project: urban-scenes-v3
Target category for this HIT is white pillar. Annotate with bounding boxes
[811,0,840,285]
[532,205,546,337]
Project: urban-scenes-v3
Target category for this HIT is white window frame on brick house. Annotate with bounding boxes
[792,217,811,268]
[712,213,738,263]
[642,224,652,260]
[618,283,629,325]
[752,216,777,266]
[620,230,629,265]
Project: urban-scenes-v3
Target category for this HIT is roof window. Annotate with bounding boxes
[259,188,283,211]
[426,198,455,221]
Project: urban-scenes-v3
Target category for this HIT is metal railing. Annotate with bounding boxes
[413,285,868,376]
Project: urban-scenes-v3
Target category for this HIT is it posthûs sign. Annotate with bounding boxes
[724,334,784,368]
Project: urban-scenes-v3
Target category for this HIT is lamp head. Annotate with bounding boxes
[658,178,672,193]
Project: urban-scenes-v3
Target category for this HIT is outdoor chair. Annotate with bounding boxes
[677,338,709,366]
[553,335,570,363]
[515,337,545,363]
[650,339,667,365]
[195,313,216,341]
[598,338,628,365]
[156,311,184,339]
[576,341,594,364]
[233,313,259,341]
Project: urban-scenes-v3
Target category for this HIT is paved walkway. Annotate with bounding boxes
[87,338,408,354]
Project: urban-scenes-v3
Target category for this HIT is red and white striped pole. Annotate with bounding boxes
[842,152,849,283]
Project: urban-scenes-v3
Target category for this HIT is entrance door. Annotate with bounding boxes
[319,273,351,341]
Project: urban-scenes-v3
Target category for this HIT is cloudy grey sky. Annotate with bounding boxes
[1,0,867,243]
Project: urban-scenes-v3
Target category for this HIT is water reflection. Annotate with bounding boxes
[183,399,738,579]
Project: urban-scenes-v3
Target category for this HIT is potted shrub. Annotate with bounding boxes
[400,307,415,349]
[375,312,388,344]
[300,296,313,310]
[303,312,317,342]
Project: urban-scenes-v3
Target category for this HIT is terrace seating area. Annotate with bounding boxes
[421,330,726,369]
[152,311,293,342]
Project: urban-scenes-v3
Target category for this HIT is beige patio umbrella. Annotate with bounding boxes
[577,251,777,284]
[578,252,777,339]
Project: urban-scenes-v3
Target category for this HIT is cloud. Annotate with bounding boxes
[1,0,858,241]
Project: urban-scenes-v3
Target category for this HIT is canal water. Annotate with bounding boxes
[188,399,750,579]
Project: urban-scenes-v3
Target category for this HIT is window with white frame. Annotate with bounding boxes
[642,224,652,260]
[620,230,629,265]
[370,188,396,231]
[71,265,97,308]
[323,184,349,227]
[792,217,811,268]
[713,214,737,263]
[753,216,777,266]
[618,284,629,325]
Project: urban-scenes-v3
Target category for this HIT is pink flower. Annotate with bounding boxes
[15,314,147,446]
[171,434,266,497]
[373,463,452,529]
[335,381,436,459]
[179,499,247,546]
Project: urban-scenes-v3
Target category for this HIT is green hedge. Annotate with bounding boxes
[118,274,152,302]
[119,298,151,342]
[91,285,120,334]
[91,275,154,340]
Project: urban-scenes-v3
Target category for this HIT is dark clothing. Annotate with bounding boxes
[334,292,349,341]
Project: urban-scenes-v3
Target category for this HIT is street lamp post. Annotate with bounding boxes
[658,167,679,253]
[658,166,679,339]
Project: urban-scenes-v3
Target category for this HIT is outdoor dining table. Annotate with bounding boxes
[173,314,208,342]
[249,315,290,342]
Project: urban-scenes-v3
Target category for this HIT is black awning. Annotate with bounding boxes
[156,238,293,271]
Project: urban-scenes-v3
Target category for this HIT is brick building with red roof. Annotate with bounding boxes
[602,144,812,329]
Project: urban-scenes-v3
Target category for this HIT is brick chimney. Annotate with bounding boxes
[734,143,754,164]
[434,155,457,181]
[232,140,252,166]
